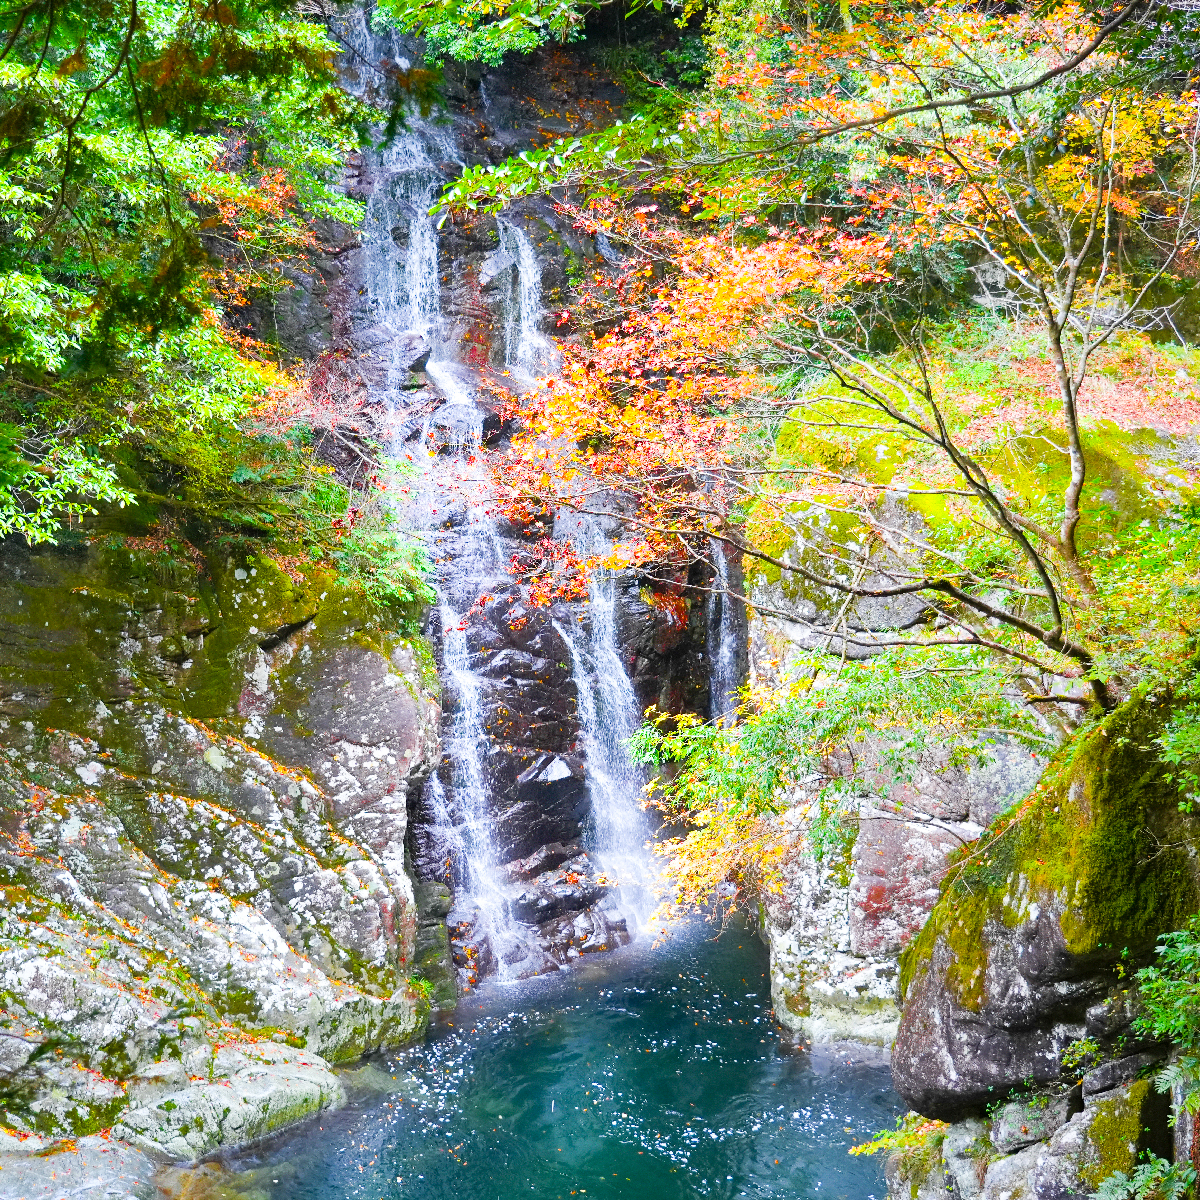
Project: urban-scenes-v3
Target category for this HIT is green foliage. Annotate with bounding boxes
[1092,1156,1197,1200]
[0,439,134,544]
[1158,705,1200,812]
[445,114,681,210]
[1134,916,1200,1125]
[597,35,709,109]
[333,515,435,609]
[850,1112,949,1193]
[1062,1036,1103,1075]
[631,646,1045,865]
[373,0,699,65]
[1092,508,1200,692]
[373,0,586,64]
[408,976,435,1001]
[1135,916,1200,1049]
[849,1111,948,1157]
[0,0,370,542]
[1157,660,1200,813]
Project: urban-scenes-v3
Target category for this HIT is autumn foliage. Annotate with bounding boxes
[489,206,892,572]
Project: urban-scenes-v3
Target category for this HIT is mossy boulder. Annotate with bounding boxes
[1028,1077,1172,1199]
[893,692,1196,1120]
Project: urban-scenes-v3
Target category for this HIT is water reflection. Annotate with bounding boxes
[186,930,899,1200]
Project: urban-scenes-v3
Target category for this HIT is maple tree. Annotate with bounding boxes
[478,8,1200,716]
[450,1,1200,923]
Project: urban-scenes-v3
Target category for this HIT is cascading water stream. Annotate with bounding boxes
[498,221,556,385]
[707,540,744,724]
[428,510,531,981]
[553,572,657,937]
[360,135,442,354]
[500,224,659,934]
[344,95,539,980]
[339,48,664,986]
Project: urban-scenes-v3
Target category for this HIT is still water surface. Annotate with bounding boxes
[225,929,899,1200]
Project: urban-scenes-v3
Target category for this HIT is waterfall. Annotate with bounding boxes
[337,40,665,988]
[498,221,555,385]
[433,564,529,982]
[707,541,744,725]
[360,132,443,351]
[500,232,656,929]
[553,528,658,937]
[345,102,535,984]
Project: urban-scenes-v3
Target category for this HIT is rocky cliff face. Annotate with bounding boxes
[745,575,1043,1049]
[0,35,679,1172]
[882,693,1198,1198]
[265,17,717,993]
[0,520,440,1171]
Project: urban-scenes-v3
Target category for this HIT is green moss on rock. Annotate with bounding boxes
[900,691,1199,1011]
[1079,1080,1161,1191]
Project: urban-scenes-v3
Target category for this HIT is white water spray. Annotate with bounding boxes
[554,531,659,936]
[708,541,743,725]
[499,222,555,385]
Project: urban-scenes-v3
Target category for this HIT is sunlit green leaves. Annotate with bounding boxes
[373,0,589,65]
[0,439,134,544]
[633,646,1046,833]
[0,274,93,372]
[443,115,683,210]
[0,0,371,542]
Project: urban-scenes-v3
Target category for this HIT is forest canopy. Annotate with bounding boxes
[0,0,367,538]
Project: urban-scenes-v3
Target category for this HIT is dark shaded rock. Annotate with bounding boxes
[448,905,494,981]
[612,567,712,718]
[1080,1051,1163,1100]
[513,884,592,924]
[990,1090,1079,1154]
[893,905,1099,1120]
[503,841,581,880]
[538,906,629,959]
[510,854,608,922]
[490,750,588,861]
[412,881,457,1011]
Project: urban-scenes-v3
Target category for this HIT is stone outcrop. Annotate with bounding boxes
[0,526,439,1157]
[886,1074,1173,1200]
[0,1126,159,1198]
[746,599,1043,1047]
[892,696,1195,1122]
[877,693,1200,1199]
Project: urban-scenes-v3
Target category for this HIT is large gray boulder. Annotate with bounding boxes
[893,697,1196,1120]
[0,532,440,1156]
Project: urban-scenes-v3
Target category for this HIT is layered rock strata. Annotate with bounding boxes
[0,529,439,1161]
[747,604,1042,1047]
